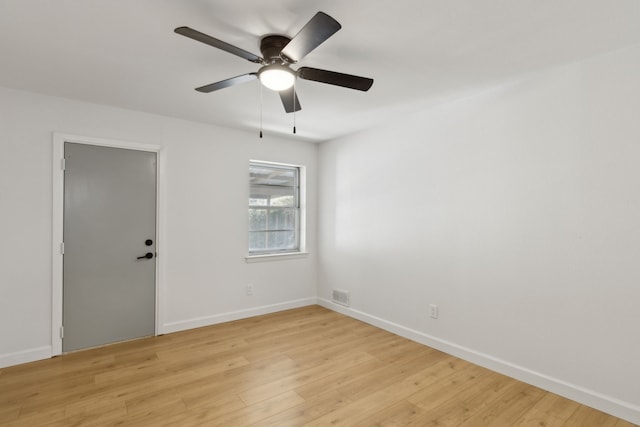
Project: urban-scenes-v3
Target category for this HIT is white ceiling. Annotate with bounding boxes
[1,0,640,142]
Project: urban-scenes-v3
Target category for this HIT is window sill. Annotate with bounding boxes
[245,252,309,263]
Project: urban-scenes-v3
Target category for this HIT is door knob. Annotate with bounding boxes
[137,252,154,260]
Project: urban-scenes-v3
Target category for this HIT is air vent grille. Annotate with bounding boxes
[332,289,350,307]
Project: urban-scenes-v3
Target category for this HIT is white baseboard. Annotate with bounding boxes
[0,346,52,369]
[317,298,640,426]
[162,298,317,334]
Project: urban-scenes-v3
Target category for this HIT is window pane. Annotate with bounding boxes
[250,167,296,187]
[268,208,296,230]
[249,185,294,207]
[249,231,267,251]
[270,194,294,207]
[248,230,296,252]
[267,231,296,251]
[249,196,268,206]
[248,208,267,231]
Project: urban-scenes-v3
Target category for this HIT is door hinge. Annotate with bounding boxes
[60,326,64,339]
[61,158,66,171]
[60,242,65,255]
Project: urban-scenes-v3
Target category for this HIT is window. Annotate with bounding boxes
[248,162,302,255]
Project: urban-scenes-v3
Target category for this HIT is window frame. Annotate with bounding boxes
[247,160,306,260]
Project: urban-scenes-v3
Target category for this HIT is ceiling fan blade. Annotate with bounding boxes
[297,67,373,91]
[195,73,257,93]
[175,26,263,64]
[278,87,302,113]
[280,12,341,62]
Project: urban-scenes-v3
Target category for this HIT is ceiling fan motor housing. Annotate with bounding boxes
[260,35,293,64]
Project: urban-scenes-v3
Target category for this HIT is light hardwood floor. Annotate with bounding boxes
[1,305,636,426]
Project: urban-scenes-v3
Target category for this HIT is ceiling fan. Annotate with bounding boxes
[174,11,374,114]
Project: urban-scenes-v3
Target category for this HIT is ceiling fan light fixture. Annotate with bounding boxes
[258,64,295,91]
[176,11,373,117]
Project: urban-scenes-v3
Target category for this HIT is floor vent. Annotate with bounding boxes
[332,289,350,307]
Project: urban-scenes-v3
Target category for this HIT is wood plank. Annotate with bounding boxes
[562,404,623,427]
[304,357,474,425]
[257,389,354,427]
[456,382,547,426]
[352,400,424,427]
[213,390,305,426]
[405,375,522,426]
[512,392,581,427]
[238,351,374,405]
[0,405,20,424]
[55,401,128,426]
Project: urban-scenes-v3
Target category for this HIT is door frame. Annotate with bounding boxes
[51,133,165,356]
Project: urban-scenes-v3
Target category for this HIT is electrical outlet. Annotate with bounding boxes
[430,304,439,319]
[246,284,254,296]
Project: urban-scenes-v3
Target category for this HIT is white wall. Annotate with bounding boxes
[0,87,317,365]
[318,44,640,423]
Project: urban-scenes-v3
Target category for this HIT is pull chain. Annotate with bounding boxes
[259,83,263,139]
[292,81,297,135]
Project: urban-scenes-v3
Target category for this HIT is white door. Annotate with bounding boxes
[63,142,157,352]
